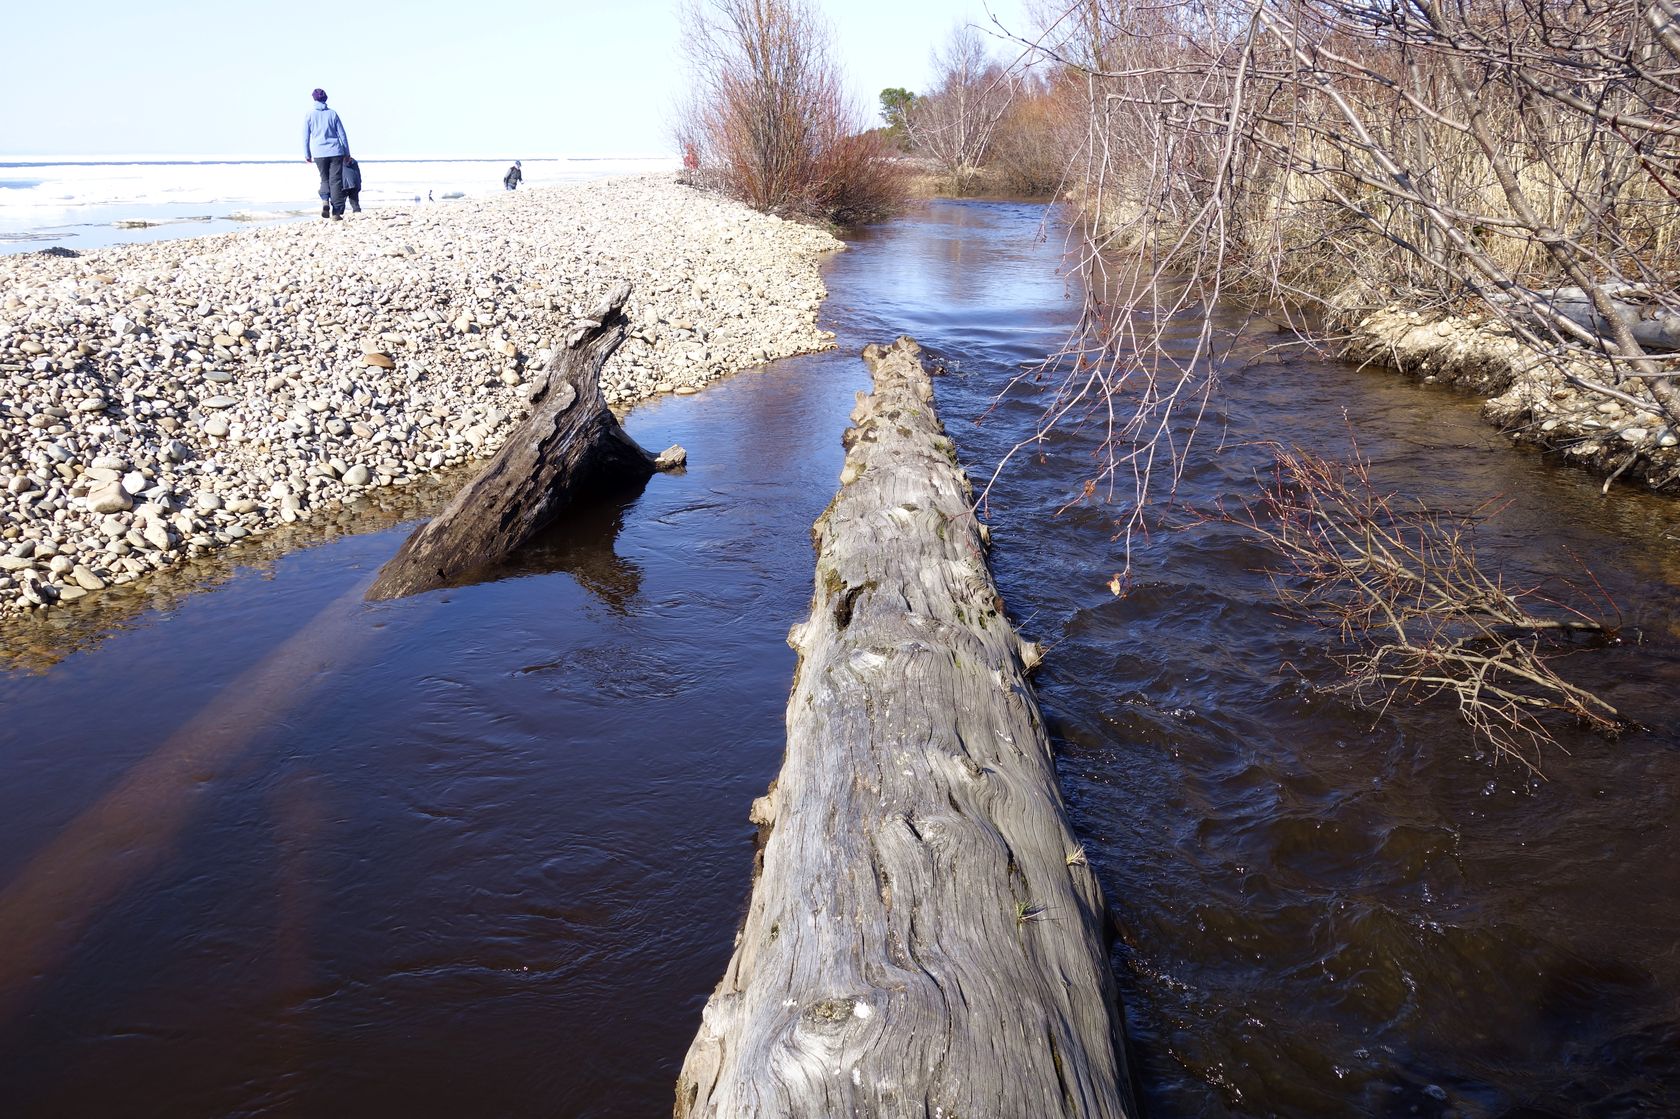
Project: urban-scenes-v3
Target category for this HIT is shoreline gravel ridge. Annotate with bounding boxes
[1347,306,1680,490]
[0,175,841,617]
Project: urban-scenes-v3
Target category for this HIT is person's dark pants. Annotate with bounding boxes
[315,155,345,217]
[345,188,361,213]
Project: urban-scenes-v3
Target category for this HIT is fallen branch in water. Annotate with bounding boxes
[1227,436,1625,773]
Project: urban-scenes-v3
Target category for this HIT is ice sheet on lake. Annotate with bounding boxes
[0,155,678,252]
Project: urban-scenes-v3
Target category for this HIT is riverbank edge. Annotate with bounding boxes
[1345,307,1680,492]
[0,175,843,625]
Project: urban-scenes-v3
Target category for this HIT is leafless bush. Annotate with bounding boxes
[810,129,911,223]
[978,1,1659,760]
[984,70,1084,197]
[985,0,1680,577]
[1232,437,1624,772]
[677,0,907,223]
[911,26,1022,194]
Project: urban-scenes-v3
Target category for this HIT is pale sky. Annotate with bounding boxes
[3,0,1036,159]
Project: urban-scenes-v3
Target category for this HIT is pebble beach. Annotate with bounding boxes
[0,175,841,617]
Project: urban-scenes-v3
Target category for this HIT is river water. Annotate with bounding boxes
[2,199,1678,1117]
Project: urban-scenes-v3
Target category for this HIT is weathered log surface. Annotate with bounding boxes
[366,282,683,601]
[675,337,1136,1118]
[1496,284,1680,352]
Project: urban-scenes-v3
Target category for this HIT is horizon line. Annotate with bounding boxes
[0,152,680,165]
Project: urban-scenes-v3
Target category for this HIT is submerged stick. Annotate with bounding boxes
[675,337,1136,1118]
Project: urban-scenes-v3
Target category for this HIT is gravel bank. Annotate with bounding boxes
[1347,307,1680,491]
[0,176,840,617]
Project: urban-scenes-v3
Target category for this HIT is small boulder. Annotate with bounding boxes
[87,483,133,514]
[19,572,57,606]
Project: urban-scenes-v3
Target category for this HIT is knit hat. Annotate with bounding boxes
[312,88,327,102]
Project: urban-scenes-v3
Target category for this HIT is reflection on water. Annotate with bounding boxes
[0,198,1678,1117]
[502,485,650,613]
[380,475,656,611]
[0,584,373,1029]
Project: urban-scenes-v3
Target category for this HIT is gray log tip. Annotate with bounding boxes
[860,335,921,365]
[562,280,634,347]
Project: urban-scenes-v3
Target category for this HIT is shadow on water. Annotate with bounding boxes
[0,197,1678,1118]
[491,482,654,613]
[379,475,657,613]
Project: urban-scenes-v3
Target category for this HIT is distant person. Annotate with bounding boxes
[303,88,351,220]
[342,156,363,214]
[503,160,522,191]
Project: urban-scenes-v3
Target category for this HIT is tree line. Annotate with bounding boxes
[675,0,1091,220]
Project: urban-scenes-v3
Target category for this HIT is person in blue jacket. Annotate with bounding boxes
[303,88,351,220]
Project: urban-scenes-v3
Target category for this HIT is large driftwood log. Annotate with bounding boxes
[1495,284,1680,352]
[675,337,1135,1118]
[367,282,682,601]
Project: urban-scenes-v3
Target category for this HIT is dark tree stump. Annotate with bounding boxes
[366,281,683,601]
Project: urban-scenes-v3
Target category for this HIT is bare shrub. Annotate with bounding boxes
[976,1,1651,759]
[910,26,1021,194]
[984,69,1083,197]
[678,0,907,223]
[1231,437,1624,772]
[810,129,911,223]
[989,0,1680,571]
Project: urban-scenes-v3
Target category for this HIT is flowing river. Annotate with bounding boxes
[1,199,1678,1117]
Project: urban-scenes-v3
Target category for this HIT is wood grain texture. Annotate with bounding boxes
[675,337,1136,1119]
[367,281,679,601]
[1494,284,1680,351]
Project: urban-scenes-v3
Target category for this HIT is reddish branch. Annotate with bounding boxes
[1230,439,1624,772]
